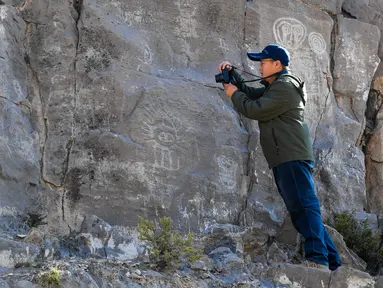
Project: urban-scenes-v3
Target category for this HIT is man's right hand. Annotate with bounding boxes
[218,61,233,73]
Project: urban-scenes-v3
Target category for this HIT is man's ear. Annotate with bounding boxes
[275,60,282,68]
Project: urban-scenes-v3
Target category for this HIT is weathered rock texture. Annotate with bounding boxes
[0,260,379,288]
[342,0,383,214]
[0,0,383,285]
[0,0,381,244]
[343,0,383,58]
[366,64,383,213]
[0,6,40,236]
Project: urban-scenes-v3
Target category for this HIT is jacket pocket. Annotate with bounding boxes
[272,127,279,155]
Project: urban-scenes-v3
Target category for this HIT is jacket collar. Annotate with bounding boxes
[260,69,289,87]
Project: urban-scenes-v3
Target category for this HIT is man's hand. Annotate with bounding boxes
[218,61,233,73]
[219,61,237,97]
[223,83,238,98]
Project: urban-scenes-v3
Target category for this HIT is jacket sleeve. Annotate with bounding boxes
[231,69,266,100]
[231,80,292,121]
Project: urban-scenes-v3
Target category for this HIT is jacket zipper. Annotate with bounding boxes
[272,128,279,155]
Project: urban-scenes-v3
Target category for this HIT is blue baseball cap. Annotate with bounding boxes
[247,44,290,66]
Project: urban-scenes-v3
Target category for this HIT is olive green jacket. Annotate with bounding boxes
[230,69,314,168]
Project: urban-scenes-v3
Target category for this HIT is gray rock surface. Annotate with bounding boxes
[0,279,10,288]
[342,0,383,58]
[77,215,140,260]
[22,0,250,233]
[201,223,275,264]
[0,0,382,285]
[266,242,288,263]
[266,263,331,287]
[0,6,40,238]
[330,266,375,288]
[14,281,36,288]
[376,276,383,288]
[276,221,368,271]
[0,237,40,268]
[21,0,78,188]
[315,15,380,217]
[0,258,378,288]
[326,225,367,271]
[354,211,379,233]
[276,215,299,247]
[8,0,380,239]
[0,0,24,6]
[306,0,344,14]
[334,16,380,124]
[366,65,383,214]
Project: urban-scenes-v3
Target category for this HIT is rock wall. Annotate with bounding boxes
[342,0,383,215]
[1,0,383,286]
[0,5,40,236]
[0,0,381,238]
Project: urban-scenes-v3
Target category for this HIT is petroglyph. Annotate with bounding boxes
[289,49,323,131]
[175,0,198,38]
[139,92,187,171]
[217,155,238,189]
[273,18,306,50]
[273,17,327,133]
[12,80,23,99]
[142,117,182,171]
[290,49,322,96]
[153,144,180,171]
[219,38,230,51]
[309,32,327,54]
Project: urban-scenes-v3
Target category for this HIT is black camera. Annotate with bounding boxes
[215,68,236,84]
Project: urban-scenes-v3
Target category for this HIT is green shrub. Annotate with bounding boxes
[38,267,61,288]
[330,211,383,274]
[137,216,202,269]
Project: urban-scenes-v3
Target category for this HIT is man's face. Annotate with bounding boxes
[258,58,281,78]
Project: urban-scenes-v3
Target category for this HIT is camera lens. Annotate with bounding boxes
[215,73,224,83]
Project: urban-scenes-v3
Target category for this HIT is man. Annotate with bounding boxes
[218,44,341,270]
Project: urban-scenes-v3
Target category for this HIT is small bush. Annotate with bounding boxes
[137,216,202,269]
[330,211,383,274]
[38,267,61,288]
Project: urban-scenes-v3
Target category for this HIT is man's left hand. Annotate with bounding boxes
[223,83,238,98]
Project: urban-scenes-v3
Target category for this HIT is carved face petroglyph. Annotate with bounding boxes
[273,17,328,131]
[153,119,177,147]
[142,118,181,171]
[140,93,187,171]
[273,18,306,51]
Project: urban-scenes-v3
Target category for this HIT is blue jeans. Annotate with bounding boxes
[272,160,341,270]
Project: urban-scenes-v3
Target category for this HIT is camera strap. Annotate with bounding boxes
[230,65,283,83]
[231,66,306,106]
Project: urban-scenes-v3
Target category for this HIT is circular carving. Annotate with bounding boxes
[309,32,327,54]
